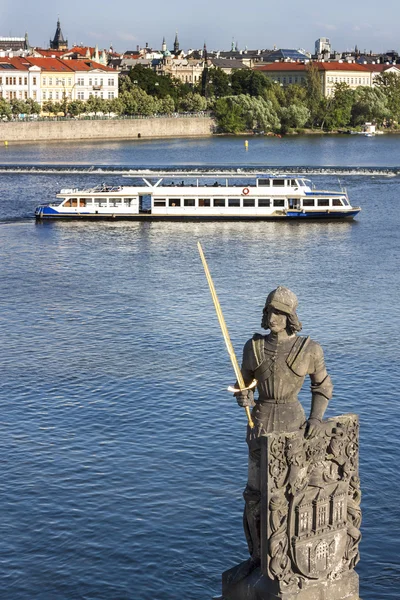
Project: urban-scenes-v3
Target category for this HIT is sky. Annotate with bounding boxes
[1,0,399,55]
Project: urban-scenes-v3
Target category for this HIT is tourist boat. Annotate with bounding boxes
[34,172,361,220]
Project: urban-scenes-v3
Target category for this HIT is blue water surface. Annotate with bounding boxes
[0,136,399,599]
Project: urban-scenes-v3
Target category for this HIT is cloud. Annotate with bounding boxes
[116,32,138,42]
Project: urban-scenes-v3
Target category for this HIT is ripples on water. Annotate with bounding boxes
[0,139,399,599]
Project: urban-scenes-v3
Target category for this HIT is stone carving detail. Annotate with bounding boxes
[262,414,361,592]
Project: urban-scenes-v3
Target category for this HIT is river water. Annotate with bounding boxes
[0,135,399,599]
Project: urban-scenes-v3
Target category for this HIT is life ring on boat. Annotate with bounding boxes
[242,187,250,195]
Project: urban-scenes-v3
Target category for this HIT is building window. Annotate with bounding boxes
[89,78,92,86]
[77,91,84,99]
[108,92,114,99]
[56,91,59,100]
[68,78,72,85]
[42,91,46,100]
[24,91,27,99]
[108,78,114,86]
[33,77,37,85]
[49,77,53,85]
[19,77,22,85]
[49,91,53,99]
[43,77,46,85]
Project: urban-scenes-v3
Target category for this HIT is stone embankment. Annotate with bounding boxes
[0,115,216,143]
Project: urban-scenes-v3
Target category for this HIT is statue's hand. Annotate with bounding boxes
[234,389,254,407]
[305,417,322,439]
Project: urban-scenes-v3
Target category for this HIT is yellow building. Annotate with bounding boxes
[254,61,372,96]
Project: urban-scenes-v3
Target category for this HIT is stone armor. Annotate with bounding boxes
[240,332,333,560]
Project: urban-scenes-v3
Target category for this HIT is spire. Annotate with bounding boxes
[173,31,179,54]
[203,41,207,61]
[94,45,99,61]
[162,36,167,52]
[50,16,68,50]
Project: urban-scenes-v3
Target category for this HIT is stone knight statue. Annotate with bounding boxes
[234,286,333,567]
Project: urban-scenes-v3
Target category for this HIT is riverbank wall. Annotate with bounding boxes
[0,115,216,143]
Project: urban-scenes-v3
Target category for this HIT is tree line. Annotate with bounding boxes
[0,64,399,134]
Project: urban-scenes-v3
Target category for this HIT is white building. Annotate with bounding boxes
[315,38,331,55]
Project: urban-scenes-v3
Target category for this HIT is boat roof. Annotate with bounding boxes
[122,170,309,179]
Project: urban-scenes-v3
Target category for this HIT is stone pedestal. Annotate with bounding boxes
[221,415,361,600]
[222,563,360,600]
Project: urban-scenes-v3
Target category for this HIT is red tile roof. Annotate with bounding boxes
[0,57,30,70]
[33,48,65,58]
[61,59,115,72]
[25,57,74,72]
[361,63,400,72]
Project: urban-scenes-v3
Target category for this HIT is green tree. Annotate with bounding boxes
[214,97,246,133]
[42,100,61,115]
[157,95,175,115]
[68,100,85,116]
[214,94,280,133]
[0,98,12,119]
[24,98,41,115]
[85,96,107,114]
[208,68,231,97]
[109,96,127,116]
[322,83,354,130]
[231,69,271,96]
[305,63,324,127]
[178,92,207,112]
[279,104,310,132]
[374,72,400,122]
[10,99,27,116]
[351,86,389,126]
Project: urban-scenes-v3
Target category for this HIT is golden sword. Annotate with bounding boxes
[197,242,256,429]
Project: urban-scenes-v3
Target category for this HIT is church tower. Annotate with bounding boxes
[50,18,68,51]
[173,31,179,54]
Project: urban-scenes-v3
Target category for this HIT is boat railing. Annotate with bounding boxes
[58,185,123,195]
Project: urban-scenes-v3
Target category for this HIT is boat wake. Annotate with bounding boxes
[0,165,399,176]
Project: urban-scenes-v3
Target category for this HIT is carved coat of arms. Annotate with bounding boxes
[261,414,361,591]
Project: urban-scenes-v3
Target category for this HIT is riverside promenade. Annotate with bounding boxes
[0,114,215,143]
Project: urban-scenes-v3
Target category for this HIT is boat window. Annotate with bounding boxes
[213,199,226,207]
[154,200,166,207]
[318,199,329,207]
[273,199,285,207]
[291,179,298,186]
[98,198,108,207]
[198,198,211,207]
[258,199,271,207]
[272,180,285,187]
[228,199,240,207]
[303,199,315,207]
[79,199,86,207]
[332,198,343,206]
[71,199,78,207]
[109,198,122,207]
[258,179,270,187]
[168,199,181,207]
[124,198,135,206]
[63,199,72,207]
[184,199,195,207]
[243,198,255,207]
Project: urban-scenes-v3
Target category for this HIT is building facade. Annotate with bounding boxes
[254,62,372,96]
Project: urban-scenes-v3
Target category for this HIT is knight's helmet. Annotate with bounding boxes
[262,286,302,331]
